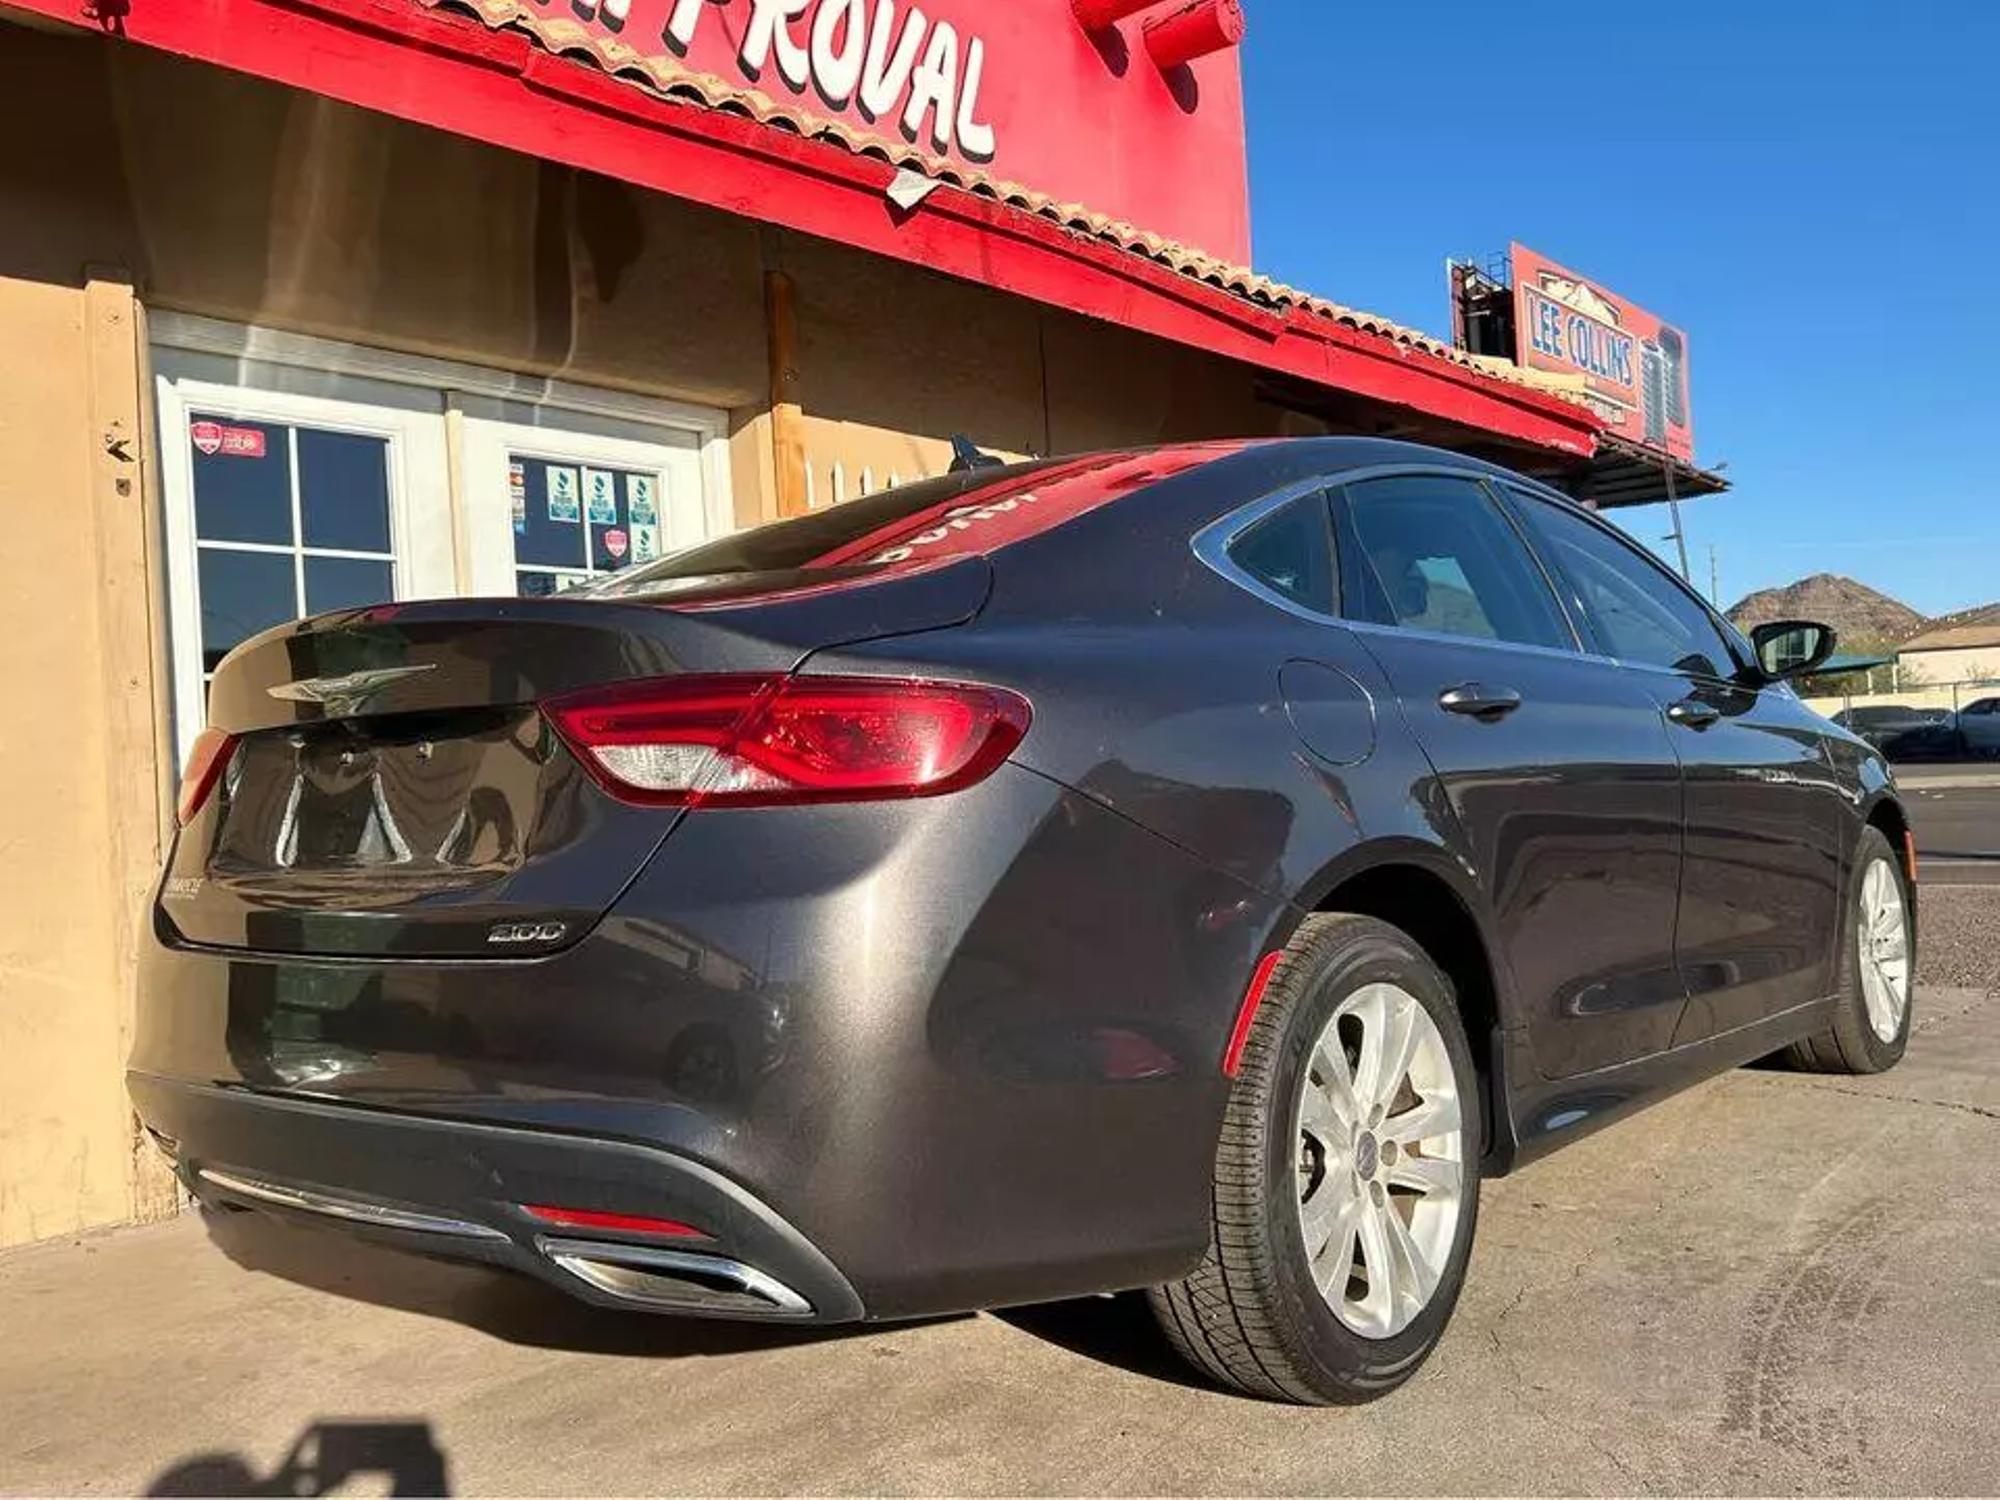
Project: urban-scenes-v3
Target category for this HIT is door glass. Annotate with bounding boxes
[1337,475,1572,650]
[1510,491,1738,678]
[298,429,393,552]
[185,413,398,681]
[196,548,294,672]
[304,556,395,615]
[509,454,666,595]
[190,418,291,545]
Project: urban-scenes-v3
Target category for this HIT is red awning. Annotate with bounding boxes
[7,0,1602,458]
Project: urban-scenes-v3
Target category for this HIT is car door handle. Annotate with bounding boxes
[1666,698,1721,730]
[1437,683,1523,720]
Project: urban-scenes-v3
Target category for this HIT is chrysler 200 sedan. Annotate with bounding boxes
[133,438,1914,1404]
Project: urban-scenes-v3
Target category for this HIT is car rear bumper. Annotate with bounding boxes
[131,762,1286,1320]
[131,1071,863,1320]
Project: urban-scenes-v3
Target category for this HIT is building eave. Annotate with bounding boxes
[4,0,1603,458]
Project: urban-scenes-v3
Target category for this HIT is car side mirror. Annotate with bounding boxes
[1749,619,1837,682]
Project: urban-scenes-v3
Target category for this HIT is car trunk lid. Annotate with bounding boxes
[160,557,988,957]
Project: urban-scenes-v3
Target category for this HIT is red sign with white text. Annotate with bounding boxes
[1511,244,1694,462]
[189,419,268,458]
[505,0,1250,261]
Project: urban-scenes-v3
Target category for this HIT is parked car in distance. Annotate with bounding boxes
[133,438,1916,1405]
[1957,696,2000,758]
[1830,703,1963,761]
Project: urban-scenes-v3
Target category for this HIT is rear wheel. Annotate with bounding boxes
[1151,914,1481,1403]
[1784,825,1913,1074]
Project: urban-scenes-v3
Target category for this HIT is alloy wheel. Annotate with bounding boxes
[1858,857,1911,1043]
[1292,982,1465,1339]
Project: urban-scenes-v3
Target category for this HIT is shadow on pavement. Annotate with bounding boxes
[990,1292,1213,1392]
[199,1207,1203,1388]
[149,1419,448,1496]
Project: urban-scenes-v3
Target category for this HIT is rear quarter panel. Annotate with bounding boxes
[810,445,1508,1023]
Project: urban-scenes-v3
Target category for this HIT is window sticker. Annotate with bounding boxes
[631,523,661,563]
[546,465,581,524]
[583,467,618,526]
[628,475,658,526]
[603,527,629,561]
[190,419,267,458]
[508,460,527,535]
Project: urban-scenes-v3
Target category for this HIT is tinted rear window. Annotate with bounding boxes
[589,449,1232,600]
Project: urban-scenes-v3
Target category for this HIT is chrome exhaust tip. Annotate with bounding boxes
[537,1237,814,1318]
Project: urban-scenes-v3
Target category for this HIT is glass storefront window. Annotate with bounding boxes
[184,413,398,675]
[154,318,729,766]
[508,455,668,595]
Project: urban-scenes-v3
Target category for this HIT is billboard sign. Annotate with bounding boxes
[1511,243,1693,461]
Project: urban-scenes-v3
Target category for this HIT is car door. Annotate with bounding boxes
[1501,487,1846,1044]
[1331,471,1687,1079]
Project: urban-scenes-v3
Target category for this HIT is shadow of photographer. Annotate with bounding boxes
[148,1419,448,1497]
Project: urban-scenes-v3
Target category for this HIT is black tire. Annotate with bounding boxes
[1783,826,1913,1074]
[1150,913,1482,1404]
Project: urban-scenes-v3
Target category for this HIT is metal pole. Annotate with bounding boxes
[1708,544,1719,604]
[1662,457,1691,581]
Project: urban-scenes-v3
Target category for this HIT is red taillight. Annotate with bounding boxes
[520,1204,706,1238]
[176,727,238,825]
[542,674,1031,808]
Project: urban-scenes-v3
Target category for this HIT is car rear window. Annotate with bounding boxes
[588,448,1234,599]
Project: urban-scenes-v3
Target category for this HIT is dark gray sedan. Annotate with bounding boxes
[133,438,1914,1403]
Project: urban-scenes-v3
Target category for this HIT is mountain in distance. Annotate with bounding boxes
[1725,573,1926,646]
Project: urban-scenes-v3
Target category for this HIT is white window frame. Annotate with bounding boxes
[150,313,735,763]
[458,420,709,596]
[154,375,452,765]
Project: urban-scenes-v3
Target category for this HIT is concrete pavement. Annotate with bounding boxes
[3,909,1997,1494]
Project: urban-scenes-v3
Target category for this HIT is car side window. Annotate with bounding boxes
[1224,491,1335,614]
[1509,490,1739,679]
[1334,475,1573,651]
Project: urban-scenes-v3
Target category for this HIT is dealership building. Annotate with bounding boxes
[0,0,1724,1245]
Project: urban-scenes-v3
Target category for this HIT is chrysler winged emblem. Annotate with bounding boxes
[267,663,435,716]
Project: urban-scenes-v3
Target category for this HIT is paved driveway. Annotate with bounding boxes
[4,896,1996,1496]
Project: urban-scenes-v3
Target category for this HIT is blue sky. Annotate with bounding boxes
[1239,1,1998,617]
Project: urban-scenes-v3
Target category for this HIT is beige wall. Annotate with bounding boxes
[772,229,1321,511]
[0,271,180,1243]
[0,23,1330,1245]
[108,47,771,409]
[1899,645,2000,689]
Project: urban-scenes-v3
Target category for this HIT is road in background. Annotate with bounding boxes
[1896,764,2000,884]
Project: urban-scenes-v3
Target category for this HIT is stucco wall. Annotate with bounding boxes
[0,270,181,1243]
[109,43,771,409]
[1899,645,2000,689]
[774,230,1319,510]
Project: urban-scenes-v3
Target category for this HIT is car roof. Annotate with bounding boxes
[1220,436,1571,491]
[594,436,1588,606]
